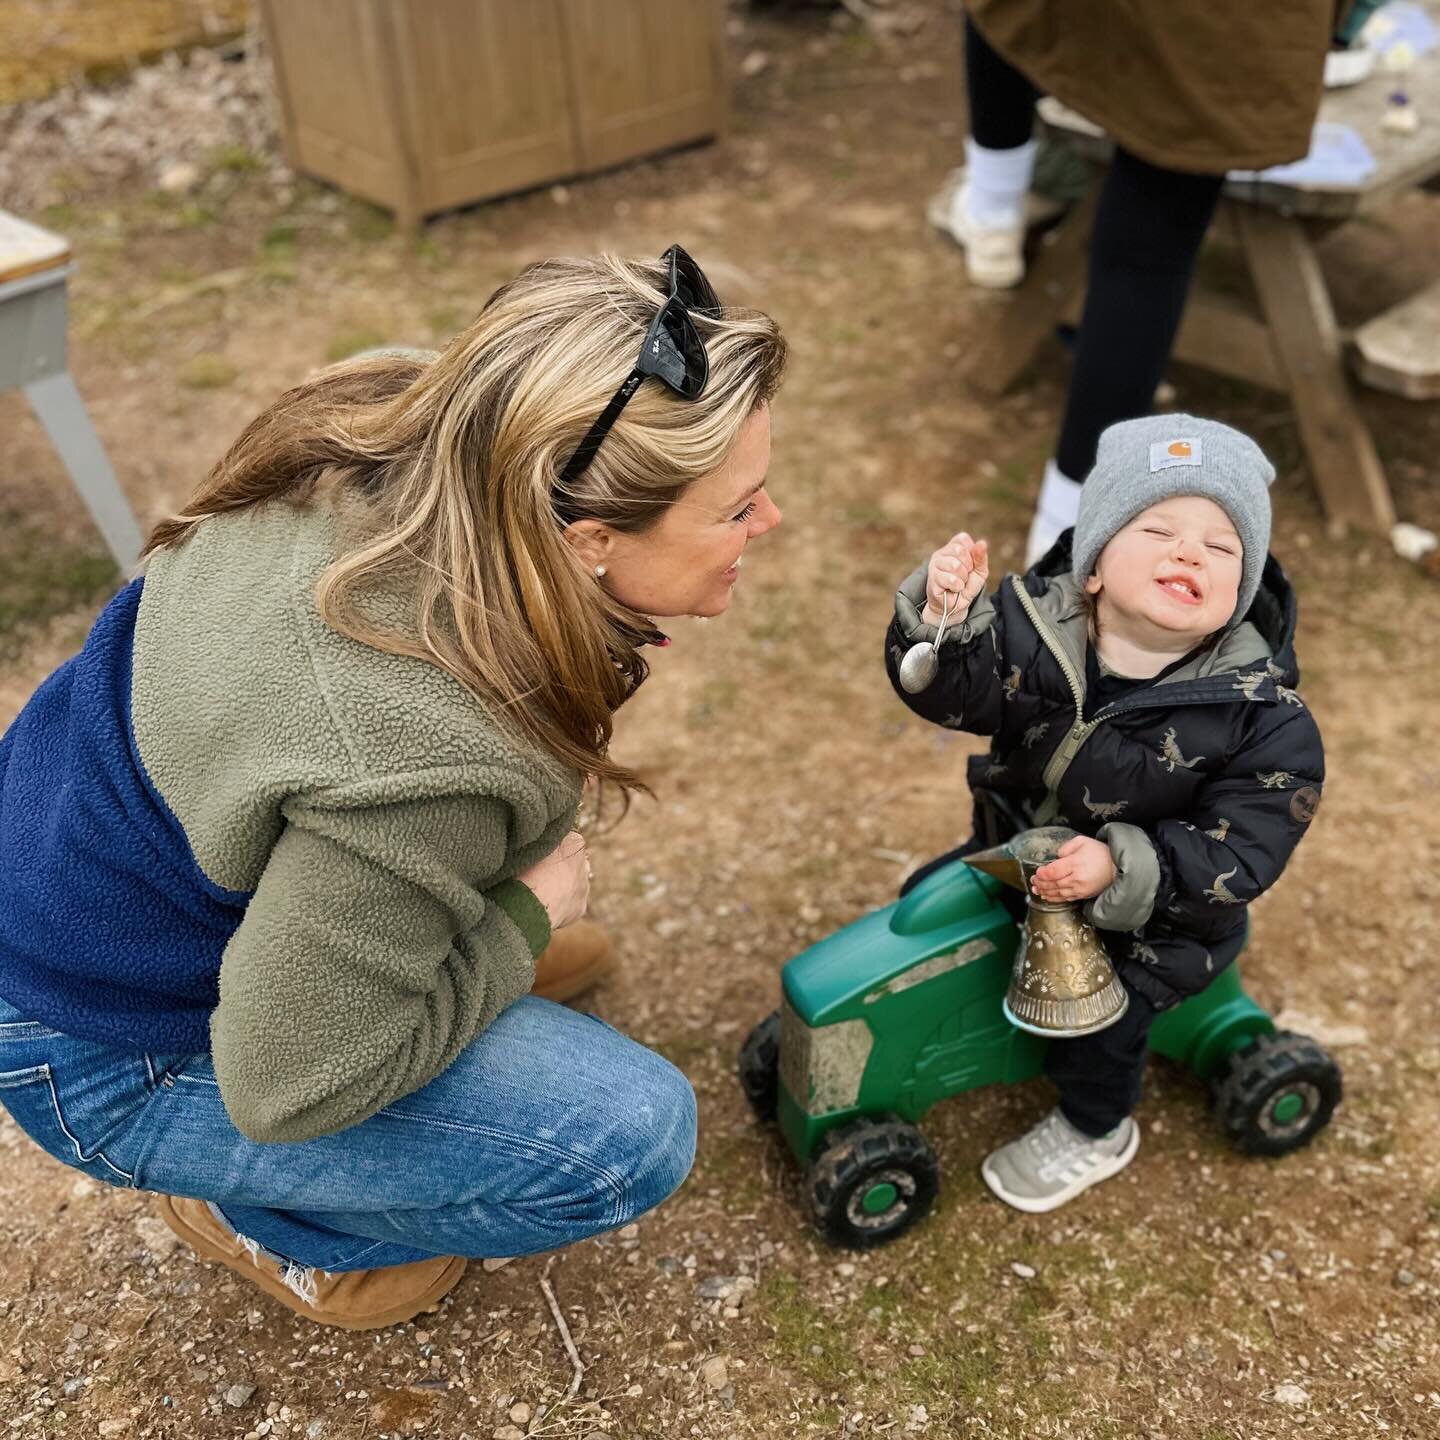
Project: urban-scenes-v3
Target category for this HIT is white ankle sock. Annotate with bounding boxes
[1025,459,1084,567]
[964,136,1037,227]
[1036,458,1083,525]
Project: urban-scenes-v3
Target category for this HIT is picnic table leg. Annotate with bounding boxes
[1233,204,1396,536]
[964,187,1098,396]
[24,371,144,573]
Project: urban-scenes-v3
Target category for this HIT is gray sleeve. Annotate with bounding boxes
[894,562,996,648]
[1084,822,1162,932]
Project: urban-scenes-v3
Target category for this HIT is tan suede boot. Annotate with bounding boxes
[531,919,614,1003]
[156,1195,466,1330]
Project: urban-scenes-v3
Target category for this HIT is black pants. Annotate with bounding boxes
[902,843,1155,1136]
[965,16,1226,480]
[1045,976,1156,1136]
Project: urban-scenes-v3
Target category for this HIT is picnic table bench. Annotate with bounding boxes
[965,1,1440,534]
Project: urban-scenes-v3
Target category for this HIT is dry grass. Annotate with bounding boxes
[0,0,252,103]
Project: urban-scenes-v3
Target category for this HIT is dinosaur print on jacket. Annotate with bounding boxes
[1158,727,1205,774]
[1082,786,1128,820]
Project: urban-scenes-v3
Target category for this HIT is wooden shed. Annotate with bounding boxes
[257,0,729,229]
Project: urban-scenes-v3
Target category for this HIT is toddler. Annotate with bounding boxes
[887,415,1324,1212]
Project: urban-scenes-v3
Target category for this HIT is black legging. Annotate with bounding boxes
[965,17,1225,481]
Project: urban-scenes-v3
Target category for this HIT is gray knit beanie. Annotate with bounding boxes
[1070,414,1275,626]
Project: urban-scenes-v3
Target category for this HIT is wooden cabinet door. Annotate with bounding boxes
[559,0,726,173]
[262,0,412,212]
[387,0,582,214]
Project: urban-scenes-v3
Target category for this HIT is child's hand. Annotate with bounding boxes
[923,533,989,625]
[1031,836,1116,904]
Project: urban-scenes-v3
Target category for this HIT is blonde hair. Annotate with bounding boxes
[145,253,787,796]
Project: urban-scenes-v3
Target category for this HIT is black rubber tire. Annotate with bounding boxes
[807,1116,940,1250]
[738,1009,781,1122]
[1211,1030,1342,1157]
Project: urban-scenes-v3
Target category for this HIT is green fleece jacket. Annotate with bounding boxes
[129,499,581,1141]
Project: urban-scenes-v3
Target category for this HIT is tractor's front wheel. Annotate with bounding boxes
[1211,1031,1342,1156]
[738,1009,781,1122]
[807,1116,940,1250]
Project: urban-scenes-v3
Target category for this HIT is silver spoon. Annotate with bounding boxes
[898,590,953,694]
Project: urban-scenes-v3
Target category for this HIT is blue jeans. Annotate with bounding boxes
[0,994,696,1272]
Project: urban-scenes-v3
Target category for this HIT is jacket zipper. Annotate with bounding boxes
[1008,578,1111,824]
[1007,575,1270,825]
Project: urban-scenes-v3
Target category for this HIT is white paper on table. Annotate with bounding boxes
[1229,122,1378,189]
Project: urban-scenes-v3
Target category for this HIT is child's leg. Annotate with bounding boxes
[1043,982,1157,1137]
[982,981,1154,1213]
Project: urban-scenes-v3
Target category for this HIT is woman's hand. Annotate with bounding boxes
[518,831,591,931]
[923,533,990,625]
[1031,836,1116,904]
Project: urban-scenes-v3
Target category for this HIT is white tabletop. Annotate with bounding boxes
[0,209,71,287]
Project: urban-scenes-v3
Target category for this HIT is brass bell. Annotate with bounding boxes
[965,826,1129,1038]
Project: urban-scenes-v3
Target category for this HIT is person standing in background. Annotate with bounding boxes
[935,1,1340,564]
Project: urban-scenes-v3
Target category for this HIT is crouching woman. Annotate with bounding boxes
[0,249,785,1328]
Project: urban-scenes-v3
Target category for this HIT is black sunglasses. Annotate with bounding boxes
[555,245,719,501]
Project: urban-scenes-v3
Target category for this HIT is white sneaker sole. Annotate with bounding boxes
[925,173,1029,289]
[980,1121,1140,1214]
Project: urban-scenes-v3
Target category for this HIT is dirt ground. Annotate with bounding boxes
[2,3,1439,1438]
[0,0,249,103]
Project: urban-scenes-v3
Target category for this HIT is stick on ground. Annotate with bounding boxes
[540,1260,585,1402]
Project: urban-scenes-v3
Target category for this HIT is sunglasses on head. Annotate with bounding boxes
[554,245,719,504]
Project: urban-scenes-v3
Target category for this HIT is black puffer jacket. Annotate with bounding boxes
[885,538,1324,1010]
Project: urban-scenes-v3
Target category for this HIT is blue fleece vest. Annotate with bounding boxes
[0,581,249,1053]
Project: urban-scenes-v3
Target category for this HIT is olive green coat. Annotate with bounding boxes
[968,0,1337,173]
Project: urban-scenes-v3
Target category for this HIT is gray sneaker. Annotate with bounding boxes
[981,1108,1140,1213]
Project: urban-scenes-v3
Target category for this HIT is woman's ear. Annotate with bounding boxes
[562,519,615,573]
[1084,573,1103,597]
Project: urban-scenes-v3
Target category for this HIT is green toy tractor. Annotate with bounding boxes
[738,855,1342,1249]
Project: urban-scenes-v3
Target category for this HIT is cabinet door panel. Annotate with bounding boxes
[391,0,580,212]
[560,0,725,172]
[262,0,407,210]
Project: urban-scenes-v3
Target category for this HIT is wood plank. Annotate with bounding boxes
[1171,294,1287,393]
[558,0,725,172]
[259,0,408,215]
[393,0,576,218]
[964,187,1097,397]
[1351,276,1440,399]
[1235,205,1396,534]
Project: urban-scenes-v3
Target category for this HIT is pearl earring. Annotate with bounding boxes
[595,564,607,578]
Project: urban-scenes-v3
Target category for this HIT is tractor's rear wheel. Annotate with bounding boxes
[738,1009,781,1122]
[1210,1030,1342,1157]
[807,1116,940,1250]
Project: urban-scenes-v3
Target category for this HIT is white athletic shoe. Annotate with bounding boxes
[1024,459,1084,567]
[982,1107,1140,1214]
[930,179,1027,289]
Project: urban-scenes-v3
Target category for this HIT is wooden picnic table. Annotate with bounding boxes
[966,2,1440,534]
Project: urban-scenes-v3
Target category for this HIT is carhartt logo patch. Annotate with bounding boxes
[1150,437,1202,471]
